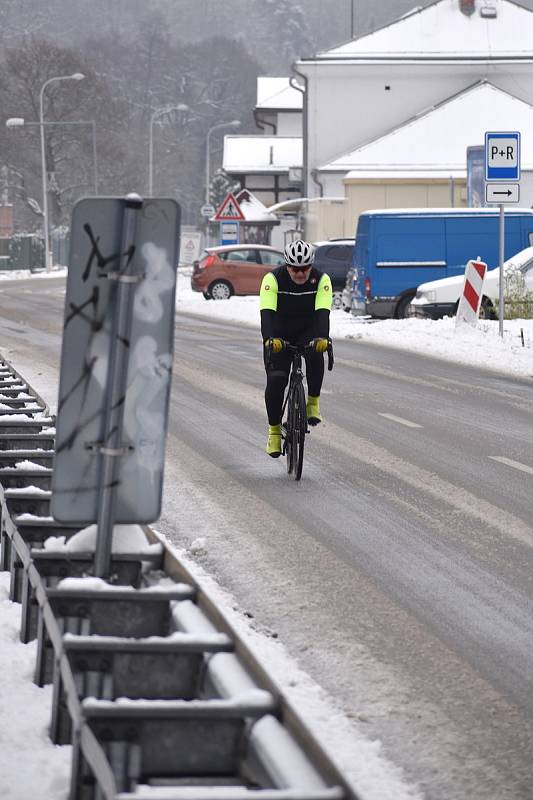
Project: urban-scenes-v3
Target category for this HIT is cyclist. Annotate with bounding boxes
[260,239,333,458]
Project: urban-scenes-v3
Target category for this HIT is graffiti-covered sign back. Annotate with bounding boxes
[51,197,180,523]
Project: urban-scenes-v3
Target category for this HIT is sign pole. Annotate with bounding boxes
[484,131,520,338]
[498,202,505,338]
[94,193,143,578]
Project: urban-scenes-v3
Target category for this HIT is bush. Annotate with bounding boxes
[494,264,533,319]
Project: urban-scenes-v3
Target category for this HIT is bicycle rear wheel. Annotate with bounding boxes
[293,382,307,481]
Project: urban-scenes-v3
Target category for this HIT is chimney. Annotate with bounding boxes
[459,0,476,15]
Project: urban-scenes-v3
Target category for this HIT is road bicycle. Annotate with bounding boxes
[277,340,334,481]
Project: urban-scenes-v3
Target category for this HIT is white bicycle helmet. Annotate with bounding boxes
[284,239,315,268]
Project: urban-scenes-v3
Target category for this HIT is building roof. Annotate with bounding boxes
[256,77,302,110]
[315,0,533,60]
[223,135,302,174]
[319,81,533,177]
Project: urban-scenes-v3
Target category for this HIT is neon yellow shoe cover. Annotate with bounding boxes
[306,395,322,426]
[266,424,282,458]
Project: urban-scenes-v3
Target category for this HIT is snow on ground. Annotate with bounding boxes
[0,267,67,282]
[178,273,533,379]
[0,530,421,800]
[159,532,422,800]
[0,572,71,800]
[0,267,530,799]
[6,264,533,379]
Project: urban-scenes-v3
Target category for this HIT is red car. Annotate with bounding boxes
[191,244,285,299]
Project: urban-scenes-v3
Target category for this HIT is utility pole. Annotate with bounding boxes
[1,166,8,205]
[351,0,356,38]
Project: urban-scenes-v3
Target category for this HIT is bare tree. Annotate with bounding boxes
[1,36,127,229]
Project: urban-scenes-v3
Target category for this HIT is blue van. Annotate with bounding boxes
[351,208,533,318]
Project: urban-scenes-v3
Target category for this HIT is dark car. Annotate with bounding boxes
[191,244,285,299]
[313,239,355,309]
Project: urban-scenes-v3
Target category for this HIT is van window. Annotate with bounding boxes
[353,234,367,270]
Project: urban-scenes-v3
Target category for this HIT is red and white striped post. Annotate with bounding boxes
[455,259,488,328]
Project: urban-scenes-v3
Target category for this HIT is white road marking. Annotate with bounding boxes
[378,413,423,429]
[489,456,533,476]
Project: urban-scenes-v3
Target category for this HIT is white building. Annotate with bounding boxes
[321,81,533,237]
[293,0,533,238]
[223,134,302,209]
[254,77,302,137]
[222,78,304,247]
[223,78,303,209]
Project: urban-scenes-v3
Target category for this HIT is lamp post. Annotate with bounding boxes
[205,120,241,207]
[148,104,189,196]
[39,72,84,270]
[7,117,98,195]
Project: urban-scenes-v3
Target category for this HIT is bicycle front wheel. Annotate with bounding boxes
[293,381,307,481]
[285,396,294,475]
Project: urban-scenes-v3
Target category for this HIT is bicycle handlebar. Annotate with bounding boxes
[265,338,334,371]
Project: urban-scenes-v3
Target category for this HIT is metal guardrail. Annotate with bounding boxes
[0,357,358,800]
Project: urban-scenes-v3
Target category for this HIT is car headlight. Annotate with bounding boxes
[415,289,436,302]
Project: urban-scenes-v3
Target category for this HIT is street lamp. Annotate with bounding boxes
[6,117,98,195]
[205,120,241,207]
[40,72,85,270]
[148,104,189,196]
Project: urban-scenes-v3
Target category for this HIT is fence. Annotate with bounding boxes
[0,357,357,800]
[0,234,44,270]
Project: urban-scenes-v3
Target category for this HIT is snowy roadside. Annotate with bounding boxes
[0,267,68,282]
[5,265,533,380]
[0,519,421,800]
[158,534,422,800]
[0,267,529,800]
[176,273,533,379]
[0,572,71,800]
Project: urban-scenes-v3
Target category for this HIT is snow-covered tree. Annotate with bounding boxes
[209,169,241,209]
[255,0,313,63]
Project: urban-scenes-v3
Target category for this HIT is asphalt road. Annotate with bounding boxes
[1,276,533,800]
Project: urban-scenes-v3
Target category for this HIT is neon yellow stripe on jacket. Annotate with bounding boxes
[260,272,278,311]
[315,273,333,311]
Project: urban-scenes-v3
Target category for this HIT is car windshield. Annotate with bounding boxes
[504,249,533,273]
[519,256,533,273]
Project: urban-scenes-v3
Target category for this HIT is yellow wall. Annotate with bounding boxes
[303,180,467,241]
[345,180,467,235]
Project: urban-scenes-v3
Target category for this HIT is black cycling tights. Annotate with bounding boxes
[264,349,324,426]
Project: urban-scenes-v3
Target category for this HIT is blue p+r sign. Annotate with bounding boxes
[485,132,521,181]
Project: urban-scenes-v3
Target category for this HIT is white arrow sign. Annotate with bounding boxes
[485,183,520,204]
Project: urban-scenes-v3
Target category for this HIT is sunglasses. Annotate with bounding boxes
[288,265,311,273]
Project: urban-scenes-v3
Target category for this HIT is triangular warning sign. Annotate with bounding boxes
[213,192,245,221]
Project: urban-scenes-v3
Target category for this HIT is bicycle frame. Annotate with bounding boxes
[266,339,334,481]
[281,345,307,479]
[280,345,305,425]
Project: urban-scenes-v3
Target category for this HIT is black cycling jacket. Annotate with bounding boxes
[259,266,332,343]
